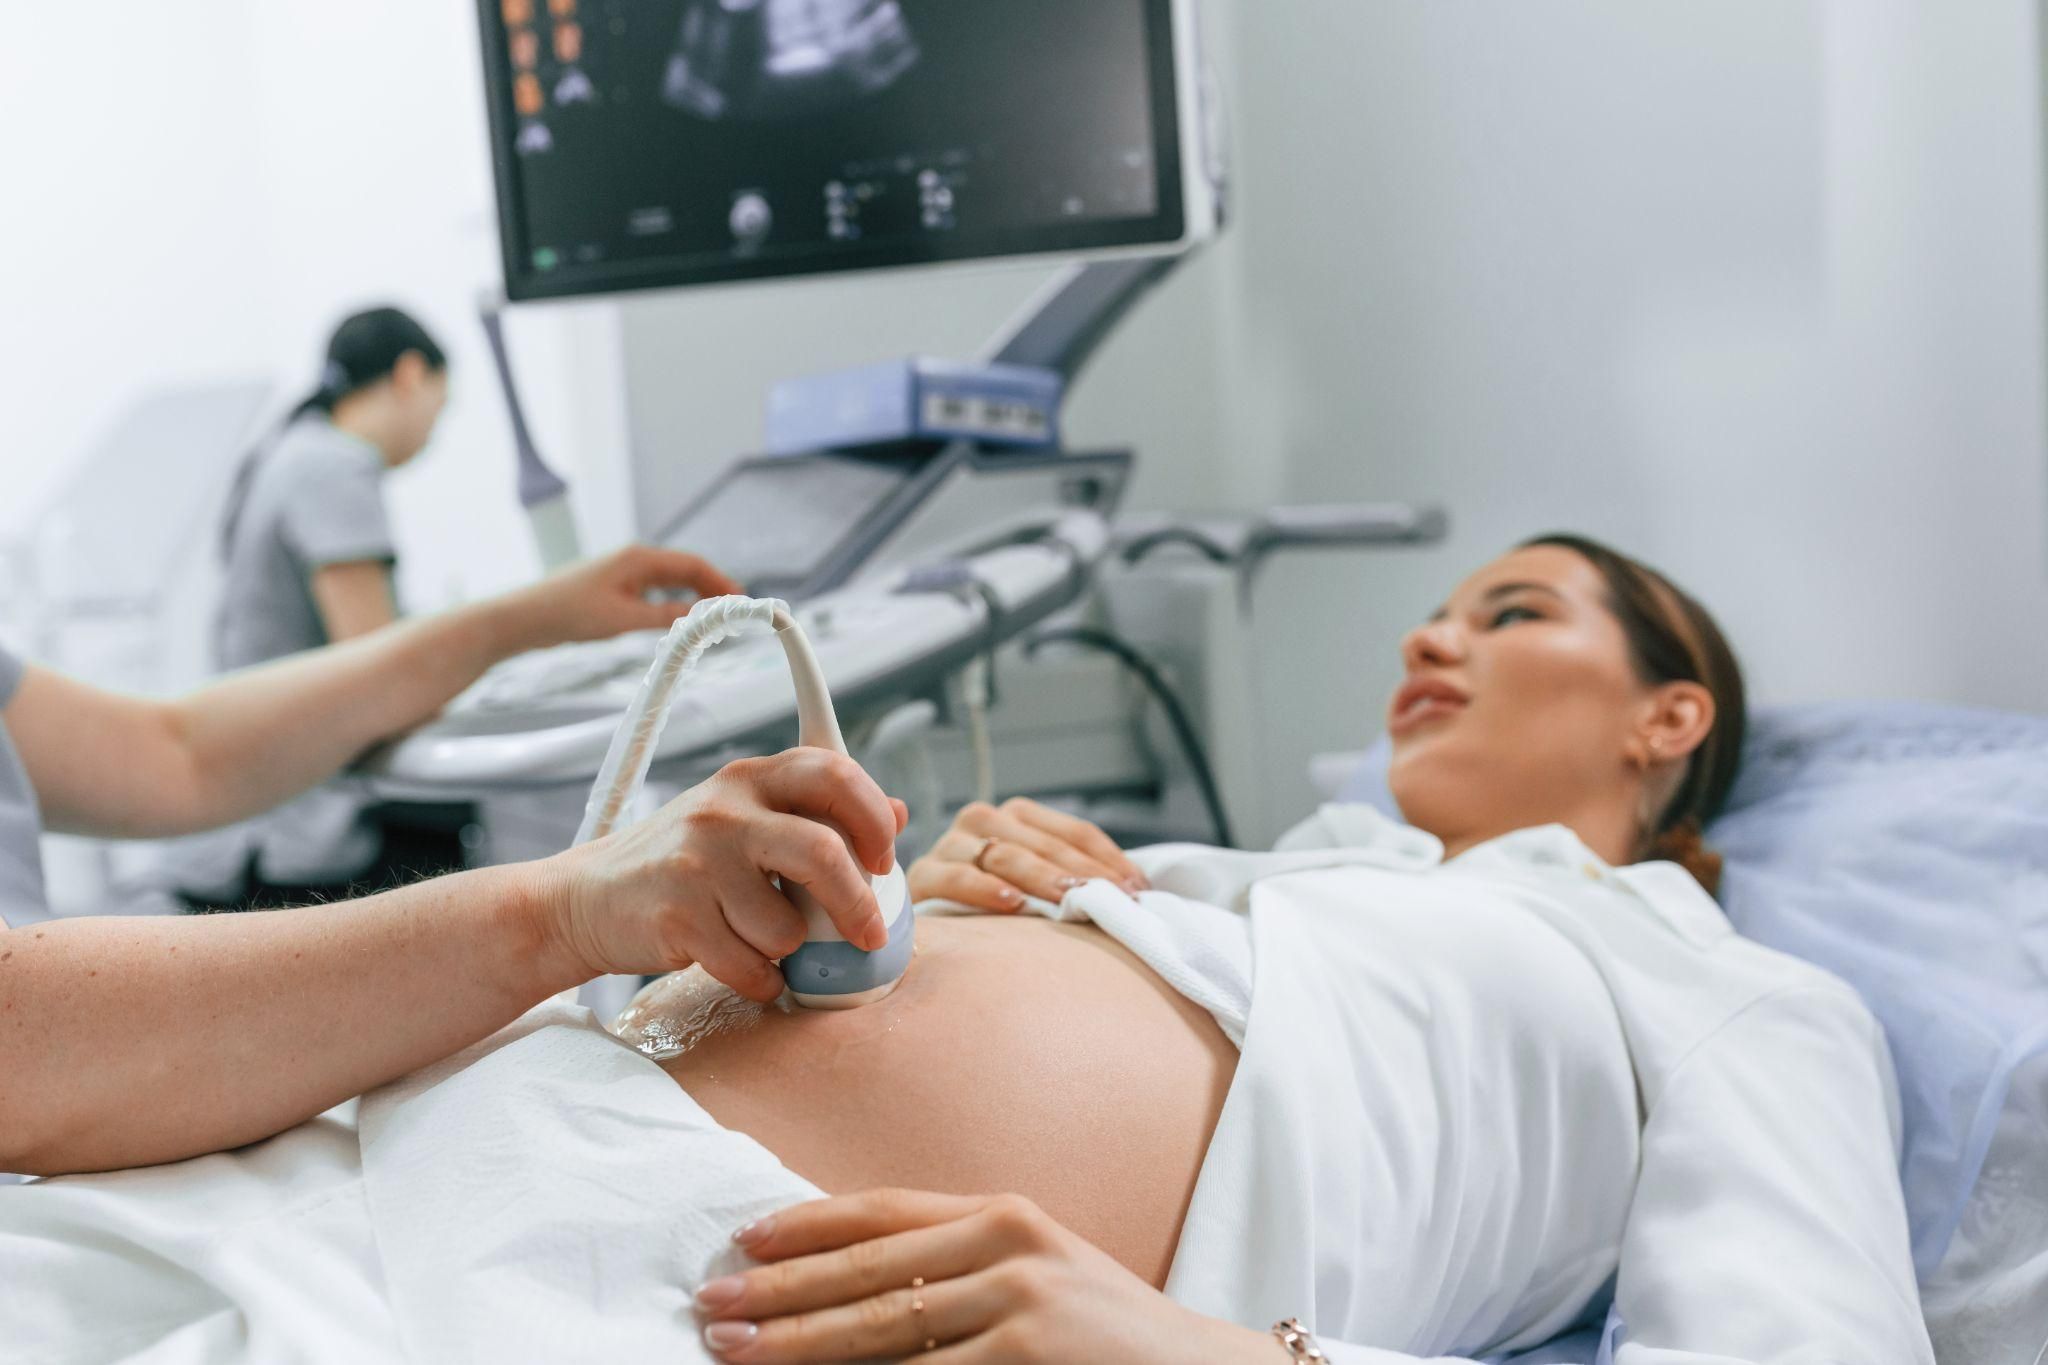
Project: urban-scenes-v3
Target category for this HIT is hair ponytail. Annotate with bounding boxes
[1643,815,1724,898]
[291,306,446,418]
[291,358,356,419]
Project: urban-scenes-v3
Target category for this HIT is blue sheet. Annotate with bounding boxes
[1338,701,2048,1359]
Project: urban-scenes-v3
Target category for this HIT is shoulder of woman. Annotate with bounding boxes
[265,424,384,487]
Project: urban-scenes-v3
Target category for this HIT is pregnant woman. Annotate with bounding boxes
[657,534,1929,1363]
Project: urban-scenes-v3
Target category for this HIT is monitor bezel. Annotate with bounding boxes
[476,0,1195,303]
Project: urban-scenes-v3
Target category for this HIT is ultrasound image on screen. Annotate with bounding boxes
[662,0,924,122]
[481,0,1182,299]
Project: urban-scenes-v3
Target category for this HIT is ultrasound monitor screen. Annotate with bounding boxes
[479,0,1186,300]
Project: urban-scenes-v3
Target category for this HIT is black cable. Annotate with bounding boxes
[1022,627,1238,850]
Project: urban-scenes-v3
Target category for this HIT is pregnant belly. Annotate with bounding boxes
[631,913,1237,1287]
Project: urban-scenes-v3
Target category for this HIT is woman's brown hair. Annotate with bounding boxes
[1523,534,1748,895]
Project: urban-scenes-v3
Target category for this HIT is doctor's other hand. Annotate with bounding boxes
[494,544,744,652]
[694,1189,1276,1364]
[538,749,909,1003]
[908,797,1147,912]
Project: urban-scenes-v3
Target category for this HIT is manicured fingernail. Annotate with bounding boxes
[704,1320,758,1352]
[1122,878,1147,896]
[695,1276,745,1310]
[997,887,1023,909]
[733,1216,773,1247]
[1057,876,1087,892]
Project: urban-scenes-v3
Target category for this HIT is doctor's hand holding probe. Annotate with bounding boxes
[0,550,909,1179]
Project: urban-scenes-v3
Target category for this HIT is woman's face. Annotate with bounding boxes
[1385,544,1671,852]
[388,355,449,466]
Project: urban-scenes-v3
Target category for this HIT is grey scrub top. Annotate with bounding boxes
[0,645,49,929]
[214,414,396,671]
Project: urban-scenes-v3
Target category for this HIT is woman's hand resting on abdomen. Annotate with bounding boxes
[907,798,1148,911]
[694,1188,1276,1364]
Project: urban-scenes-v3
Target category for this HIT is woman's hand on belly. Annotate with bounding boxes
[909,797,1149,912]
[694,1188,1275,1364]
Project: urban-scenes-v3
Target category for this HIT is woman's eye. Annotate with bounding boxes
[1490,605,1542,628]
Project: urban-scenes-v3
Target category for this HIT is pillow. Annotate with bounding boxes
[1329,703,2048,1279]
[1708,702,2048,1277]
[1333,736,1400,812]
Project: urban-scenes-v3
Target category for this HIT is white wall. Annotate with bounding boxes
[2,3,633,911]
[1210,0,2048,828]
[0,1,628,646]
[0,2,271,535]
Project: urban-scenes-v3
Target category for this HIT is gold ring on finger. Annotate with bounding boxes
[972,837,1002,873]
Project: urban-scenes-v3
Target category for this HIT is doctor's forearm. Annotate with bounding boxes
[0,859,582,1176]
[167,598,543,830]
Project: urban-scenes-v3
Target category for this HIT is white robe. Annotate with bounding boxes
[1096,807,1932,1364]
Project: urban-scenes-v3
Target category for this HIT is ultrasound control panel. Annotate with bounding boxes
[652,444,1131,600]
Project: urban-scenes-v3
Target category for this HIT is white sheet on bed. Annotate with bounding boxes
[0,1001,817,1365]
[0,1106,398,1363]
[1920,1050,2048,1365]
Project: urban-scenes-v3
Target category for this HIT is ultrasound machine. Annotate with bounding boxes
[365,0,1441,860]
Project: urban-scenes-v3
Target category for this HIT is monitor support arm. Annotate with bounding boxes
[976,0,1226,391]
[480,287,583,571]
[977,253,1187,389]
[977,0,1228,390]
[483,257,1193,569]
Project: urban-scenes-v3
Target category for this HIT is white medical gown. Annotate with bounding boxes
[1084,806,1933,1365]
